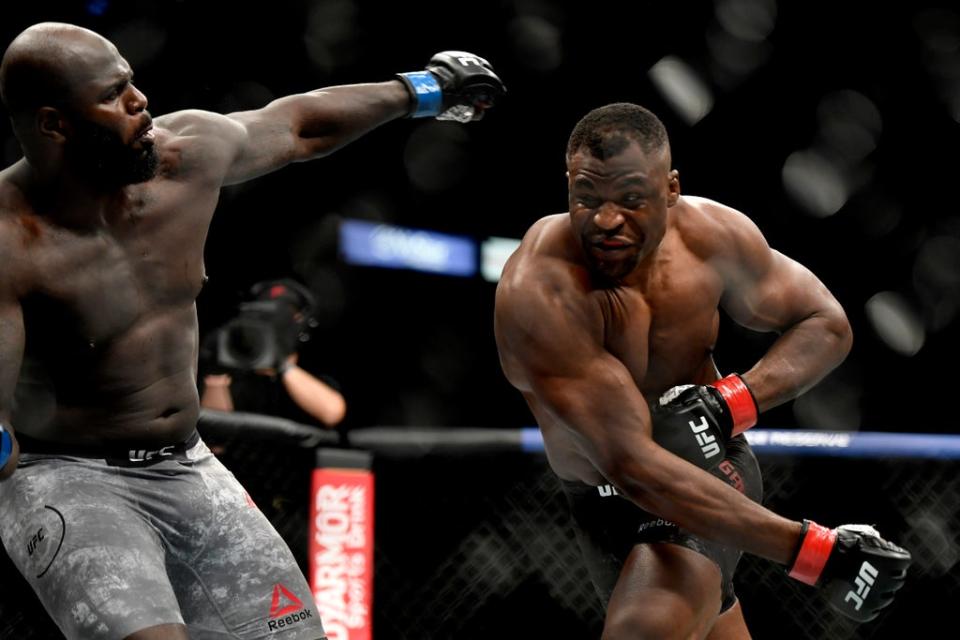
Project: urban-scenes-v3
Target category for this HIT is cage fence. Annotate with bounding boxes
[1,420,956,640]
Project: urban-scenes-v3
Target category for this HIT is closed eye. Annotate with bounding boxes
[102,83,125,102]
[102,76,132,102]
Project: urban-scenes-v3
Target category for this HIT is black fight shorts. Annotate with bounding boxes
[561,435,763,614]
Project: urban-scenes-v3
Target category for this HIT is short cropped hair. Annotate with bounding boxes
[566,103,669,160]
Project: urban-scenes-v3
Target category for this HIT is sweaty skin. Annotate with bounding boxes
[495,140,852,567]
[0,24,410,463]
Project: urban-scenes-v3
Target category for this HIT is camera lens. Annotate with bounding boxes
[224,320,269,366]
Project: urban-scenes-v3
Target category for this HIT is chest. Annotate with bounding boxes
[601,258,723,394]
[24,192,209,344]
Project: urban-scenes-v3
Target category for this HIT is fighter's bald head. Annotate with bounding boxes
[0,22,117,116]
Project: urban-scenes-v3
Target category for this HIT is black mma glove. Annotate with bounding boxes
[397,51,505,122]
[651,374,759,470]
[788,520,911,622]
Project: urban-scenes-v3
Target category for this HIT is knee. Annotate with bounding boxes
[602,605,687,640]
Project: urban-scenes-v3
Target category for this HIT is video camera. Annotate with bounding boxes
[210,279,317,372]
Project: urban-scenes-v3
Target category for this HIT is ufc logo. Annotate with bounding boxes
[457,56,483,67]
[688,416,720,459]
[844,561,879,611]
[27,527,45,556]
[597,484,620,497]
[128,445,174,462]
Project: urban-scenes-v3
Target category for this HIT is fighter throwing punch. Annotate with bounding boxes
[495,103,909,639]
[0,22,503,640]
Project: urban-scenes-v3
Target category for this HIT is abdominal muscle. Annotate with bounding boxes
[50,371,202,445]
[15,305,202,446]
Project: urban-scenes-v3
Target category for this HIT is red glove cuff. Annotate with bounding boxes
[788,520,837,586]
[711,374,758,436]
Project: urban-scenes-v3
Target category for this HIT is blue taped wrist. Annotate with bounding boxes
[398,71,443,118]
[0,425,12,470]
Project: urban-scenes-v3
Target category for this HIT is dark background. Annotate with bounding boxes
[2,0,959,433]
[1,2,958,639]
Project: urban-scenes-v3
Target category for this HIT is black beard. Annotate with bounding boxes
[68,118,159,188]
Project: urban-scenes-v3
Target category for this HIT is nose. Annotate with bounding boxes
[593,204,624,232]
[126,84,148,114]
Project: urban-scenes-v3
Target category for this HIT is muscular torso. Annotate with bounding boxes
[500,201,727,482]
[1,131,222,445]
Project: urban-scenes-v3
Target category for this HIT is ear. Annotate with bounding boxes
[666,169,681,207]
[36,107,69,142]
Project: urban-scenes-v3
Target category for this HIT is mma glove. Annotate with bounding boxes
[788,521,911,622]
[650,374,758,470]
[397,51,506,122]
[0,423,14,473]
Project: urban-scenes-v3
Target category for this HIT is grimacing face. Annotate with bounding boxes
[567,139,679,280]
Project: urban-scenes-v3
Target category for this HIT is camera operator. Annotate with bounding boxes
[200,278,346,428]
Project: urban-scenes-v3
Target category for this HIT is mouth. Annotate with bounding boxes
[590,234,643,254]
[134,120,155,144]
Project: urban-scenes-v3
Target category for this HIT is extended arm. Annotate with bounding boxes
[221,81,411,184]
[157,52,505,187]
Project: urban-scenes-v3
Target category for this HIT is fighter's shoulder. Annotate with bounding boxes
[0,169,29,241]
[153,110,246,179]
[501,214,579,289]
[155,109,245,140]
[0,179,31,293]
[497,214,596,324]
[672,195,767,259]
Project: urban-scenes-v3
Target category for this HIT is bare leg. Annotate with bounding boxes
[705,599,752,640]
[601,542,725,640]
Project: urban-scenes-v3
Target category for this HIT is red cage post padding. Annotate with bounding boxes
[309,449,375,640]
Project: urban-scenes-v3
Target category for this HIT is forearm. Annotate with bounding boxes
[288,81,411,159]
[612,447,802,564]
[551,380,801,564]
[281,366,346,427]
[200,375,235,412]
[742,310,852,412]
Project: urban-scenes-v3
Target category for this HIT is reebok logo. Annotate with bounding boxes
[637,518,675,533]
[844,561,879,611]
[270,583,303,618]
[266,583,312,631]
[267,608,313,631]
